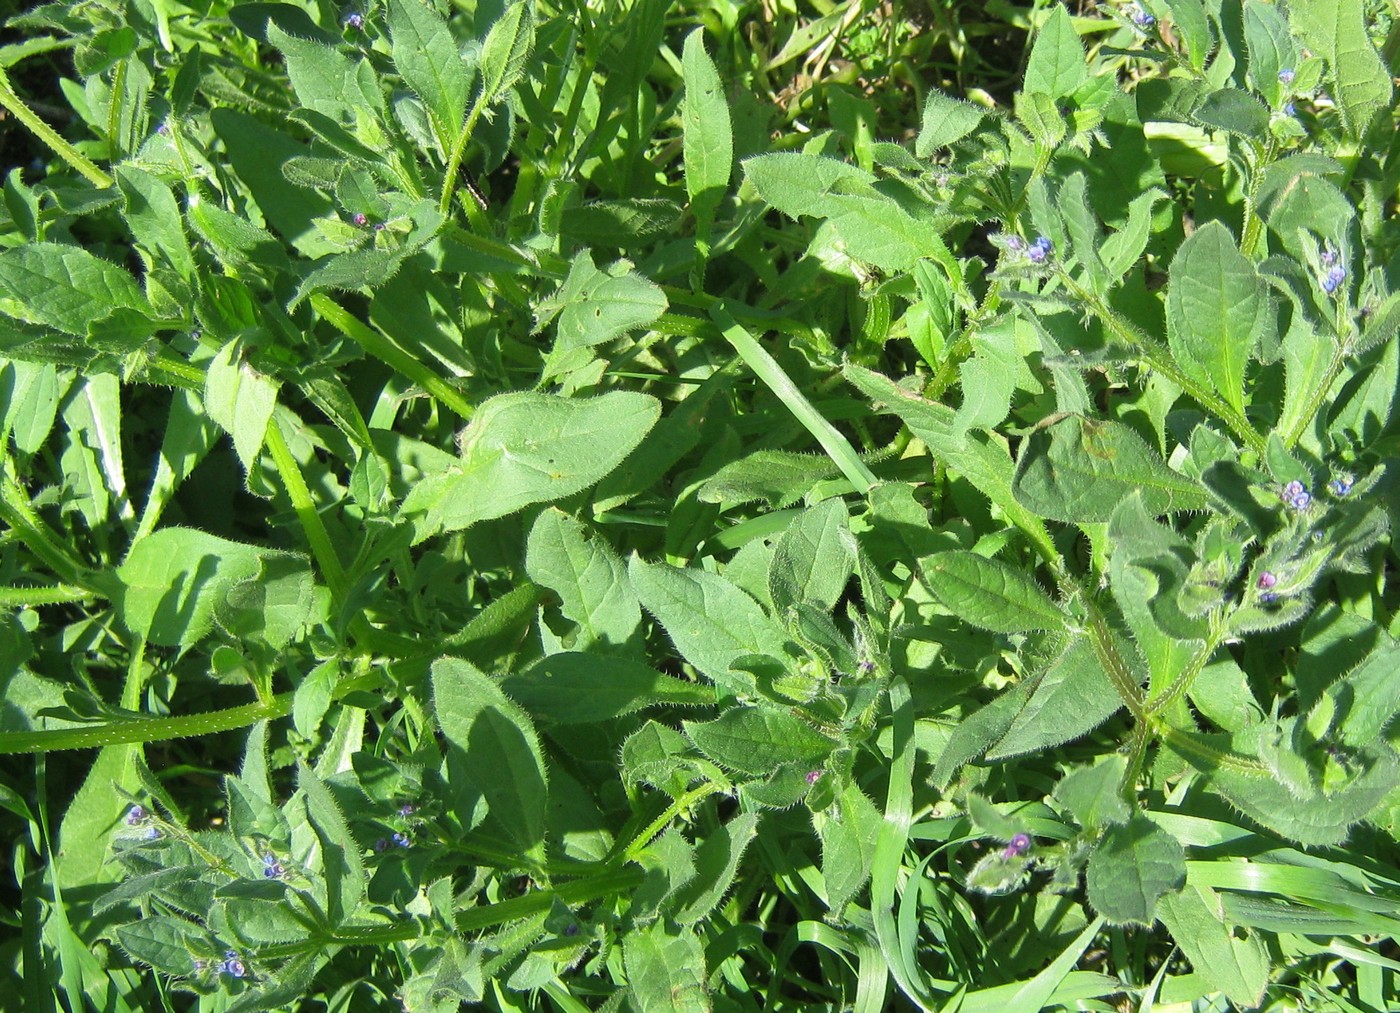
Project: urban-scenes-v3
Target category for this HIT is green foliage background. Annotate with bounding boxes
[1,0,1399,1009]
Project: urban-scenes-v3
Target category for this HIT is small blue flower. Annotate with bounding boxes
[1026,236,1053,264]
[1319,246,1338,267]
[392,831,412,848]
[125,805,147,826]
[1281,480,1311,510]
[1259,591,1279,605]
[342,10,363,29]
[142,826,161,841]
[1278,68,1296,85]
[1283,102,1297,116]
[220,951,247,978]
[1128,3,1155,27]
[1329,475,1354,497]
[1321,264,1346,295]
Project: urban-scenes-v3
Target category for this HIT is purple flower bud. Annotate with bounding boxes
[156,122,169,136]
[1321,264,1346,295]
[125,805,147,826]
[1259,591,1278,604]
[1278,68,1295,85]
[374,838,389,853]
[1004,234,1026,253]
[1130,5,1156,28]
[564,924,580,937]
[1001,833,1032,859]
[806,770,823,786]
[1329,475,1353,496]
[342,10,363,29]
[1256,571,1278,590]
[1284,102,1297,116]
[399,803,416,817]
[858,659,875,674]
[1319,247,1338,267]
[374,221,387,232]
[352,212,368,227]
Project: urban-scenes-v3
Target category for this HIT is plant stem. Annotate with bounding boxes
[1057,273,1266,455]
[0,67,113,188]
[440,95,488,218]
[265,413,348,603]
[0,694,293,754]
[311,294,476,421]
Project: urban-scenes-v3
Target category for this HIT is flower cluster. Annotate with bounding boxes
[1256,571,1279,604]
[342,10,363,29]
[1001,234,1054,266]
[1280,480,1311,511]
[262,853,285,879]
[1278,68,1296,85]
[125,804,161,840]
[196,950,247,979]
[1127,3,1155,28]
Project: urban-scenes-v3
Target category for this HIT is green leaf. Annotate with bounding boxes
[742,152,875,221]
[1316,634,1400,749]
[1161,0,1213,70]
[432,657,549,862]
[624,921,710,1013]
[920,551,1063,633]
[0,242,148,336]
[1085,814,1186,926]
[1166,220,1270,414]
[768,498,855,614]
[115,916,205,976]
[501,653,710,725]
[546,251,668,352]
[697,449,838,508]
[985,634,1124,760]
[681,27,733,225]
[1024,5,1086,99]
[916,90,984,156]
[1194,88,1269,138]
[388,0,471,148]
[1157,884,1270,1008]
[525,508,640,650]
[117,528,268,647]
[1054,755,1130,830]
[1099,187,1167,282]
[1013,415,1208,522]
[116,166,195,282]
[1244,2,1295,108]
[267,23,381,128]
[817,781,880,914]
[210,109,339,259]
[629,558,788,696]
[1287,0,1392,138]
[478,0,534,106]
[217,552,316,650]
[204,339,278,474]
[401,390,660,541]
[684,706,837,777]
[845,364,1054,559]
[297,760,365,925]
[672,812,758,924]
